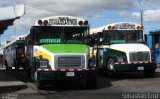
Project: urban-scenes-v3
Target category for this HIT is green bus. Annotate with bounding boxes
[90,22,157,77]
[25,16,97,89]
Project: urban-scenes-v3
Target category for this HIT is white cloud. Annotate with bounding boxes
[118,11,129,17]
[4,0,135,34]
[144,9,160,22]
[1,0,160,36]
[130,9,160,22]
[132,12,141,18]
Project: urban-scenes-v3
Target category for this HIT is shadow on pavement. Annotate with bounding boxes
[0,85,27,94]
[0,70,32,83]
[0,69,29,94]
[41,77,113,91]
[2,67,159,92]
[0,69,113,91]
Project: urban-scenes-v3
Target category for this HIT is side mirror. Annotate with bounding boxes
[88,35,96,47]
[30,28,35,39]
[144,34,148,42]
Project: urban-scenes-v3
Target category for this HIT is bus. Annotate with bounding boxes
[148,29,160,64]
[25,15,97,89]
[90,22,157,77]
[3,35,27,70]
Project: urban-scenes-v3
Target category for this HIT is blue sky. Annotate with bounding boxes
[1,0,160,45]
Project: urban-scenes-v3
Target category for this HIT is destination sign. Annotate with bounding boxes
[39,38,61,44]
[115,23,135,29]
[48,17,78,26]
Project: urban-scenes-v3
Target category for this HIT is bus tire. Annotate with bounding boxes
[31,70,37,81]
[143,70,155,77]
[107,58,117,78]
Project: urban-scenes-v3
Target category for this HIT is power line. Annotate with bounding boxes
[24,0,159,21]
[138,0,143,9]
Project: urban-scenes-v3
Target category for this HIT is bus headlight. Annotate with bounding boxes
[117,57,124,62]
[40,61,48,67]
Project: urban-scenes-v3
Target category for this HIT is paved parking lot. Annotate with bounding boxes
[0,67,160,99]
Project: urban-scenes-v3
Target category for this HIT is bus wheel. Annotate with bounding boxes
[107,58,116,78]
[31,70,37,81]
[36,80,44,90]
[143,70,155,77]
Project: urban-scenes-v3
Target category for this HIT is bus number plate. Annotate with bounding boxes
[66,72,75,77]
[138,67,144,70]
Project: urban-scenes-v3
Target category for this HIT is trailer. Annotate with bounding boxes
[3,35,27,70]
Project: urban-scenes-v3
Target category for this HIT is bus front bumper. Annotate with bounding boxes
[112,62,157,72]
[37,68,97,81]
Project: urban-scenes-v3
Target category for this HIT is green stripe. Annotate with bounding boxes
[103,48,127,65]
[41,44,87,53]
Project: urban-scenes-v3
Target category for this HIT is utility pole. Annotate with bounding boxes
[138,0,143,26]
[141,11,143,26]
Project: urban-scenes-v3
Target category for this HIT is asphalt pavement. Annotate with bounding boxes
[1,64,160,99]
[0,65,26,94]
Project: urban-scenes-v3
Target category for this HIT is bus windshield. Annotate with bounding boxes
[31,26,89,44]
[103,30,143,44]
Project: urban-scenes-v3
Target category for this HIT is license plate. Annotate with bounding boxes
[138,67,144,70]
[66,72,75,77]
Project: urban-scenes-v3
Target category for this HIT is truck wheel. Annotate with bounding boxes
[86,78,97,89]
[36,80,44,90]
[107,58,117,78]
[143,70,155,77]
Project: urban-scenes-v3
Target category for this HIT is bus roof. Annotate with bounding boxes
[90,22,143,34]
[3,34,27,48]
[33,15,89,27]
[149,29,160,35]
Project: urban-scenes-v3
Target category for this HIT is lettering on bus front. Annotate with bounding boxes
[48,17,77,26]
[115,23,135,29]
[39,38,61,44]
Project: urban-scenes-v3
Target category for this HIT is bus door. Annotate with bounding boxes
[152,34,160,63]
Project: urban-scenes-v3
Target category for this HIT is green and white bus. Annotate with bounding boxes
[90,22,157,77]
[25,16,97,89]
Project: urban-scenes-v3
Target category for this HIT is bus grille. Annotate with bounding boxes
[129,52,150,62]
[55,55,85,68]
